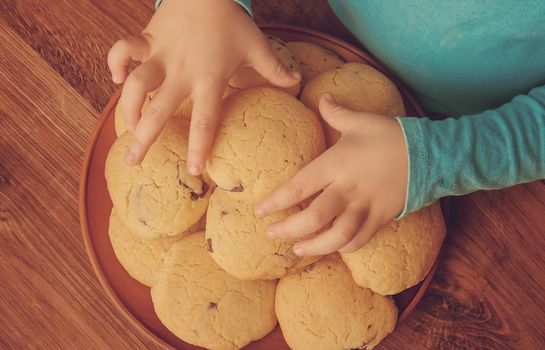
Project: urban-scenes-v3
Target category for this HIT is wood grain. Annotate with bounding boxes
[0,21,158,350]
[0,0,152,111]
[1,0,545,349]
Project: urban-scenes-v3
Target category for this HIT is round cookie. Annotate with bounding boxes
[108,208,184,286]
[206,87,325,199]
[301,62,406,145]
[114,94,193,136]
[105,120,212,240]
[286,41,344,85]
[275,254,398,350]
[228,35,302,96]
[205,189,320,280]
[341,202,446,295]
[151,232,277,350]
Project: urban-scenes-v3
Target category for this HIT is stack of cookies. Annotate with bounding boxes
[105,36,446,350]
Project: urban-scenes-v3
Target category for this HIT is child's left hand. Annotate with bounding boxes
[255,93,409,256]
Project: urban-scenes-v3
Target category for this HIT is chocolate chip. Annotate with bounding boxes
[227,184,244,192]
[179,177,209,201]
[304,264,314,273]
[195,181,209,200]
[206,238,213,253]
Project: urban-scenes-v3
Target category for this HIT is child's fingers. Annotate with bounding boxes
[255,152,334,217]
[186,83,224,175]
[124,78,187,165]
[265,186,344,240]
[291,206,366,257]
[247,36,301,88]
[108,35,151,84]
[119,60,164,132]
[337,211,381,253]
[319,93,375,133]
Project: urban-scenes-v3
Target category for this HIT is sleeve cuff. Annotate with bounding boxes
[155,0,252,16]
[394,116,430,219]
[234,0,253,16]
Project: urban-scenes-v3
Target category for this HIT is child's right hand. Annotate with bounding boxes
[108,0,301,174]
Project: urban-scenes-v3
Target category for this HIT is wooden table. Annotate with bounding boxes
[1,1,544,349]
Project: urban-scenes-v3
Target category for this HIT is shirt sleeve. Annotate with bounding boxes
[233,0,252,15]
[396,84,545,218]
[155,0,252,15]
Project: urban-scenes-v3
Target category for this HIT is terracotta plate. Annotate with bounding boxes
[80,24,447,350]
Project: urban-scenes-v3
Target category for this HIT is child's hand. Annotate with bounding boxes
[108,0,300,174]
[255,94,408,256]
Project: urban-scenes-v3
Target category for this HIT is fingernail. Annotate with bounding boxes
[323,93,335,103]
[188,163,201,176]
[124,150,136,165]
[290,70,301,81]
[292,245,304,257]
[255,206,266,217]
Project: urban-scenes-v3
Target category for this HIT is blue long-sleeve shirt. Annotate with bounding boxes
[327,0,545,216]
[159,0,545,216]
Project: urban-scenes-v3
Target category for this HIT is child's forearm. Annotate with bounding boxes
[397,85,545,217]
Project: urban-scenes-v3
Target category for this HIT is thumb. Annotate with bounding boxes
[248,37,301,88]
[319,93,367,133]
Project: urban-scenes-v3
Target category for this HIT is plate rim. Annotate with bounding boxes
[79,24,443,350]
[79,89,173,349]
